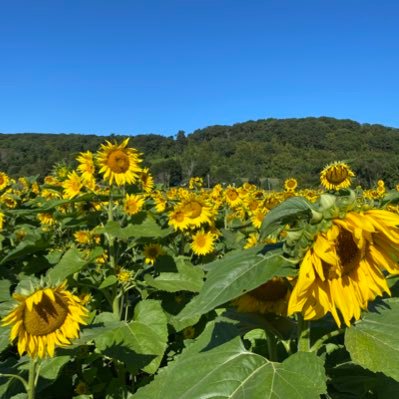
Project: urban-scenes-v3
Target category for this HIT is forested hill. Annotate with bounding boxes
[1,116,399,188]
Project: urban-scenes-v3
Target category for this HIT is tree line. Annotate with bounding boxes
[1,116,399,189]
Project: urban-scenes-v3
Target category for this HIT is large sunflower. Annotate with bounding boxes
[96,138,142,186]
[2,282,88,358]
[288,209,399,327]
[320,161,355,191]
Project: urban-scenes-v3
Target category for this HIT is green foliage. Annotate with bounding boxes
[3,117,399,187]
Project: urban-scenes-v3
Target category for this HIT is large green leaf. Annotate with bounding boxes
[145,257,204,293]
[133,334,326,399]
[0,233,50,265]
[90,301,168,374]
[260,196,314,239]
[174,247,295,331]
[345,298,399,381]
[47,247,88,282]
[95,217,171,240]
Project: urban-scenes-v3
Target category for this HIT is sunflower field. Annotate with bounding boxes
[1,139,399,398]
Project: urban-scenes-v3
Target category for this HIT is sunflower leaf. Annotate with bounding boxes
[145,257,204,293]
[260,196,314,239]
[133,324,326,399]
[173,247,295,331]
[47,247,88,282]
[345,298,399,382]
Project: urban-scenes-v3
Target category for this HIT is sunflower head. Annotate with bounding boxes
[2,282,88,358]
[190,229,215,256]
[234,277,291,316]
[96,138,142,186]
[284,178,298,192]
[320,161,355,191]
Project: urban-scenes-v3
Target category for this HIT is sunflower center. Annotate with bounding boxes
[107,150,130,173]
[24,293,69,336]
[325,166,349,185]
[184,201,202,218]
[227,190,238,201]
[323,228,361,279]
[250,278,288,302]
[195,235,207,247]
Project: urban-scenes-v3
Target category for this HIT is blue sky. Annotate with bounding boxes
[1,0,398,136]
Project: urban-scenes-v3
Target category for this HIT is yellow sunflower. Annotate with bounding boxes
[96,138,142,186]
[76,151,96,182]
[37,212,56,226]
[1,282,88,358]
[251,208,268,229]
[0,172,10,190]
[284,178,298,192]
[234,277,291,316]
[288,209,399,327]
[143,243,165,265]
[62,171,83,199]
[168,208,190,231]
[123,194,145,216]
[181,196,213,228]
[191,230,215,256]
[320,161,355,191]
[138,167,154,193]
[225,186,241,207]
[74,230,92,245]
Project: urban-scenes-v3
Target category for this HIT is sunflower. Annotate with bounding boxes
[2,282,88,358]
[96,138,142,186]
[123,194,145,216]
[181,196,213,228]
[320,161,355,191]
[117,268,134,283]
[168,208,190,231]
[225,186,241,207]
[74,230,92,245]
[284,178,298,192]
[251,208,268,229]
[0,172,10,190]
[143,243,165,265]
[37,212,56,226]
[153,192,167,213]
[244,232,259,249]
[191,230,215,256]
[288,209,399,327]
[138,167,154,193]
[0,211,4,230]
[62,171,83,199]
[234,277,291,316]
[76,151,96,182]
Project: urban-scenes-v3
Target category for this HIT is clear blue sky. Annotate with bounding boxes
[1,0,399,136]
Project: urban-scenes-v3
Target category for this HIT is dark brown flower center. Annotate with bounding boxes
[24,292,68,336]
[325,166,349,184]
[323,228,361,279]
[107,150,130,173]
[250,278,288,302]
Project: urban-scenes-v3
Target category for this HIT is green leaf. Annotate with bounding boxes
[260,196,314,239]
[0,233,50,265]
[98,275,117,289]
[47,247,87,282]
[145,257,204,293]
[91,301,168,374]
[133,335,326,399]
[39,356,70,380]
[0,280,11,302]
[174,247,294,331]
[345,298,399,381]
[95,217,171,241]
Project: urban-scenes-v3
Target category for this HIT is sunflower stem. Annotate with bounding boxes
[265,330,278,361]
[27,358,37,399]
[0,373,28,391]
[297,314,310,352]
[310,328,345,352]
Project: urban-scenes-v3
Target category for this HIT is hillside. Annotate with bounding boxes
[1,117,399,188]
